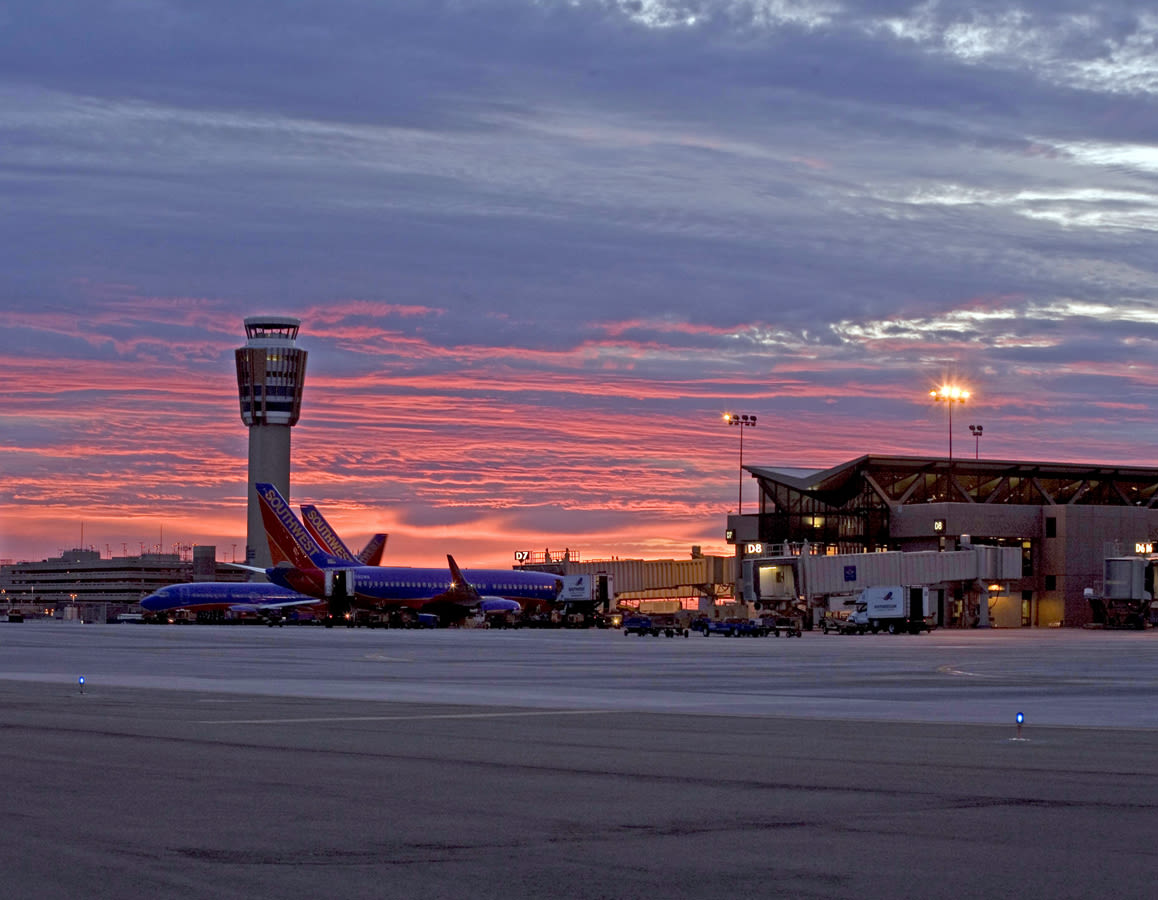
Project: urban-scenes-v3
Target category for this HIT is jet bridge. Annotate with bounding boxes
[742,545,1022,616]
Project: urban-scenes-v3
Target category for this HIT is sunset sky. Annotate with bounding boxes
[3,2,1158,567]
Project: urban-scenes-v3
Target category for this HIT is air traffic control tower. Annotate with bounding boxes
[235,316,308,568]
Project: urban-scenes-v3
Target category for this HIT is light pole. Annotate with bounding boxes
[723,412,757,514]
[969,424,983,460]
[929,385,969,462]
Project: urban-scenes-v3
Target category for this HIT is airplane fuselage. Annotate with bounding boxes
[140,581,320,615]
[265,564,561,611]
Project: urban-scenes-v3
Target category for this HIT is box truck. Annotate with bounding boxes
[846,585,932,634]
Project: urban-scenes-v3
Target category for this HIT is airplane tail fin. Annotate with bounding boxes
[254,483,336,571]
[447,554,481,602]
[300,504,360,564]
[358,533,388,566]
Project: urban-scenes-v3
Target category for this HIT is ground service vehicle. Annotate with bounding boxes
[766,616,803,637]
[695,617,793,637]
[846,585,932,634]
[699,618,760,637]
[594,611,623,629]
[820,613,863,635]
[651,613,690,637]
[623,614,688,637]
[623,614,657,636]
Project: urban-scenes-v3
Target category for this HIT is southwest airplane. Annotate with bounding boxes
[140,581,324,624]
[139,516,387,623]
[251,482,563,622]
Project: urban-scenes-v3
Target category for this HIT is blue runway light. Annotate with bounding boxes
[1016,712,1024,724]
[78,675,85,694]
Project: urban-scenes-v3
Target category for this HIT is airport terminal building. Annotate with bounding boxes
[727,455,1158,627]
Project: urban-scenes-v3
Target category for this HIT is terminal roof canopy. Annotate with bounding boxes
[745,455,1158,508]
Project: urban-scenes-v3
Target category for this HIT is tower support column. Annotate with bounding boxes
[245,424,292,564]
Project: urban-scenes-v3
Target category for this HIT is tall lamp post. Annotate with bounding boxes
[723,412,757,514]
[929,385,970,462]
[969,424,983,460]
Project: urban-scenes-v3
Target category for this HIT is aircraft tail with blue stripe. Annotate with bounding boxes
[301,504,387,566]
[357,533,387,566]
[300,504,360,564]
[254,483,346,572]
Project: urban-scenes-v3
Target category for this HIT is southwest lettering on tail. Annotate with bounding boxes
[257,483,318,558]
[255,483,343,571]
[300,503,386,567]
[301,504,359,564]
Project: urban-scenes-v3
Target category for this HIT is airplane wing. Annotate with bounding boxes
[227,598,325,613]
[224,563,270,576]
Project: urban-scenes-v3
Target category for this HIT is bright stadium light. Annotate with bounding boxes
[929,385,970,462]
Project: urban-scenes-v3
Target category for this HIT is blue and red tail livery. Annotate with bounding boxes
[255,483,342,571]
[300,504,386,566]
[300,504,359,563]
[357,533,387,566]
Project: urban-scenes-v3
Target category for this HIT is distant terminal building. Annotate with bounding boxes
[0,546,244,618]
[235,315,308,568]
[726,455,1158,627]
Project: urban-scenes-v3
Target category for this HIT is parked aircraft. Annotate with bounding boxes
[140,581,323,625]
[138,502,383,625]
[300,504,387,566]
[251,482,562,623]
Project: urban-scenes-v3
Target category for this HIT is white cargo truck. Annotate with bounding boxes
[846,585,932,634]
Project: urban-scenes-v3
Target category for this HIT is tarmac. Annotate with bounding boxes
[3,622,1158,899]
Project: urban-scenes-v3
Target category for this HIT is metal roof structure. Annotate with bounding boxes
[747,455,1158,509]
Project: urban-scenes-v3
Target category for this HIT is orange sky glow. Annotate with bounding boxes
[3,297,1157,570]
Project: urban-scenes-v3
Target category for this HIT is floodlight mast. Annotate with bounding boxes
[929,385,969,463]
[723,412,757,515]
[970,423,984,460]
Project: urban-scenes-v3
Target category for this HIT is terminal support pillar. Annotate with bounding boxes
[975,579,991,629]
